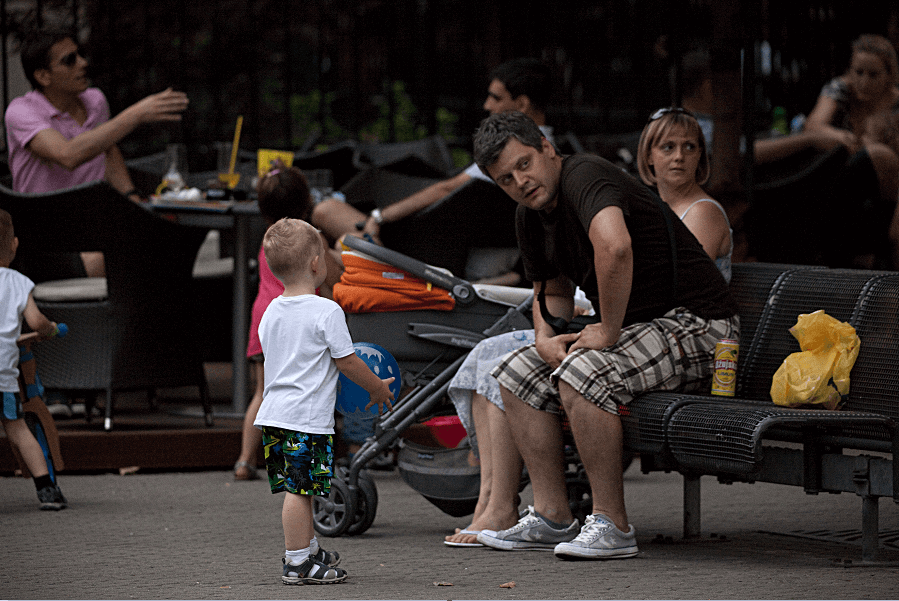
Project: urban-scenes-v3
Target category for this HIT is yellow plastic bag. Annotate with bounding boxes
[770,310,860,410]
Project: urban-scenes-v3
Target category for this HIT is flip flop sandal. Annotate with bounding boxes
[444,528,497,547]
[282,557,348,585]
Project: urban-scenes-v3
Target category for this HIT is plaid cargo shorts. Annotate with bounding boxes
[490,307,739,415]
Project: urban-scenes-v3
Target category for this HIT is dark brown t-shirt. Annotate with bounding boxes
[516,154,736,325]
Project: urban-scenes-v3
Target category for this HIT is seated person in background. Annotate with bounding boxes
[753,34,899,268]
[444,108,732,547]
[309,58,554,252]
[4,27,189,277]
[637,107,732,281]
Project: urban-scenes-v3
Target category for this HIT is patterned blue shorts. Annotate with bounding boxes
[261,427,334,496]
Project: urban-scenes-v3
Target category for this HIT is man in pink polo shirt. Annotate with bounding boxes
[4,28,189,276]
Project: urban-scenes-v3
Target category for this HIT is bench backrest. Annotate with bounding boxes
[844,274,899,427]
[729,264,810,397]
[736,267,883,401]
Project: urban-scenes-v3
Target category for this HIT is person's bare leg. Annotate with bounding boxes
[500,385,572,524]
[80,251,105,278]
[2,418,50,478]
[446,396,522,545]
[283,492,315,551]
[235,361,264,479]
[475,400,524,529]
[446,393,493,545]
[310,199,371,245]
[558,381,629,530]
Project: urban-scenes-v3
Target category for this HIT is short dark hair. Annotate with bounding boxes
[490,58,552,113]
[473,111,545,176]
[19,28,75,90]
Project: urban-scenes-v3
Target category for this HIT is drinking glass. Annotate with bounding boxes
[216,142,241,189]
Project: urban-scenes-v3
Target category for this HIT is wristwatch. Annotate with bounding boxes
[369,208,384,225]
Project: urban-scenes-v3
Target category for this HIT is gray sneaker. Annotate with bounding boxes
[477,505,579,551]
[554,513,638,559]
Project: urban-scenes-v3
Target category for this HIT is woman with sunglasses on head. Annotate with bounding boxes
[637,107,732,282]
[5,28,189,277]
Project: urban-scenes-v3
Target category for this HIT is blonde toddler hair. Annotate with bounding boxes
[262,218,323,282]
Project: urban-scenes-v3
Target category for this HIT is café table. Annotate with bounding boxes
[146,197,263,414]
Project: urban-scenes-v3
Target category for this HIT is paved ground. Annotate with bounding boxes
[3,461,898,600]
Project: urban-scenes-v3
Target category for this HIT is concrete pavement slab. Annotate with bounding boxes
[2,466,898,599]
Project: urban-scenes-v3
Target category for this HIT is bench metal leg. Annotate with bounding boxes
[861,495,879,563]
[683,473,701,540]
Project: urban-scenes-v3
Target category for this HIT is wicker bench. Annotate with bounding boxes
[622,263,899,563]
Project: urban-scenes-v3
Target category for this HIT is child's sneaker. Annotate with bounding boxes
[554,513,639,559]
[37,484,67,511]
[282,557,347,585]
[477,505,578,550]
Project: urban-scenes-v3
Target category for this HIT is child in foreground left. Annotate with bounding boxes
[0,208,68,510]
[254,218,395,585]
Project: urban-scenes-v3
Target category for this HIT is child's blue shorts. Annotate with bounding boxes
[260,427,333,496]
[2,391,24,421]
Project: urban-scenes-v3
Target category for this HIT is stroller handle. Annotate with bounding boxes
[341,235,477,304]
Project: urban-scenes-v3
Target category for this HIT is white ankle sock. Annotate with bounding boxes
[285,547,310,566]
[309,536,319,555]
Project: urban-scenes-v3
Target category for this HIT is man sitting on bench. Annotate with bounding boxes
[471,112,737,559]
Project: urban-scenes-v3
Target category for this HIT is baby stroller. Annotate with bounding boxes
[312,235,535,536]
[313,236,598,536]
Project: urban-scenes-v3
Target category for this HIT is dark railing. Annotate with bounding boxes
[2,1,897,170]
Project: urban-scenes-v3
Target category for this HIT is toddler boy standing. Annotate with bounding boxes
[254,218,395,585]
[0,209,67,510]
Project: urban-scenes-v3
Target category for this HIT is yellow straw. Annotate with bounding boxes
[228,116,243,174]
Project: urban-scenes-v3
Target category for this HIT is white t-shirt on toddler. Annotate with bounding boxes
[254,294,355,434]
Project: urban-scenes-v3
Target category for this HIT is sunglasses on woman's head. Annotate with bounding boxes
[648,107,695,122]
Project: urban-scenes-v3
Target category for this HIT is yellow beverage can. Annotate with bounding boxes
[711,339,739,396]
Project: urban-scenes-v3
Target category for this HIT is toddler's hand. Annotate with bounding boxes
[364,377,395,415]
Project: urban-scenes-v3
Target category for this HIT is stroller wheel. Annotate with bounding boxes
[347,469,379,536]
[313,472,356,537]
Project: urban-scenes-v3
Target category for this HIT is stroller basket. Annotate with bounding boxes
[397,440,479,517]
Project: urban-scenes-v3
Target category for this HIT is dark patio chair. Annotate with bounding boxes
[378,178,517,278]
[353,136,455,178]
[339,162,443,215]
[293,141,359,190]
[1,181,213,431]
